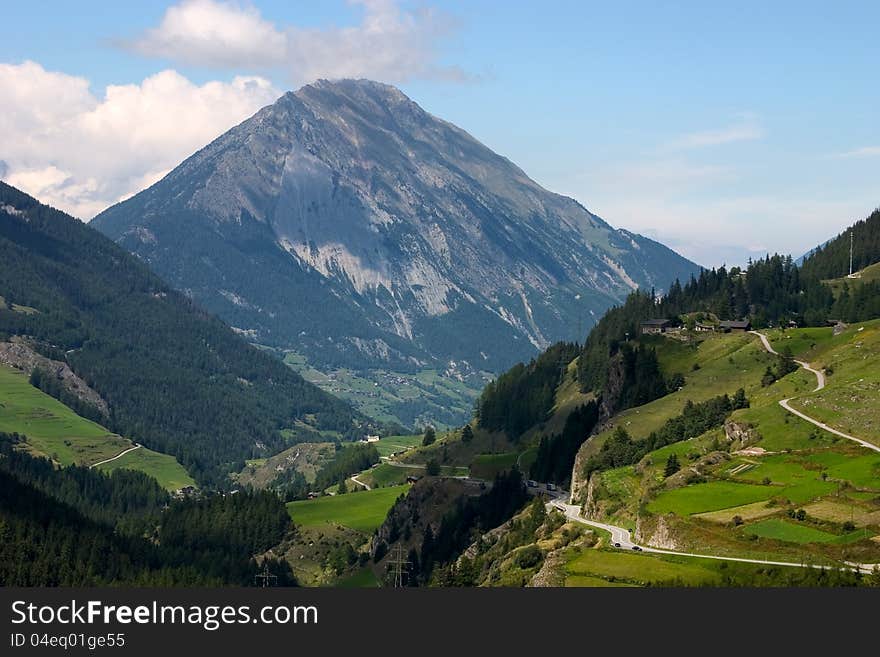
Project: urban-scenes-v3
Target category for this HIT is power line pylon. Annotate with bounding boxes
[255,560,278,588]
[389,544,410,588]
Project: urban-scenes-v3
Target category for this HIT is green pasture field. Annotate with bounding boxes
[287,484,410,533]
[648,480,782,516]
[581,333,776,459]
[470,452,518,479]
[97,445,196,491]
[743,518,863,544]
[0,365,193,488]
[695,500,781,523]
[0,364,128,465]
[375,434,424,458]
[823,262,880,298]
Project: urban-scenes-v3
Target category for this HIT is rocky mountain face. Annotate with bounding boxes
[93,79,698,378]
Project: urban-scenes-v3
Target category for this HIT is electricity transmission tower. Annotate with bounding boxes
[389,544,410,588]
[255,560,278,588]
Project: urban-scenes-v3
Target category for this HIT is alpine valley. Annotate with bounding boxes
[92,79,698,428]
[5,2,880,595]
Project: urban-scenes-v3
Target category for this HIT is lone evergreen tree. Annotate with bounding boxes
[664,453,681,478]
[461,424,474,443]
[422,426,436,447]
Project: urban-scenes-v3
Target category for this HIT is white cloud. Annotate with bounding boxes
[835,146,880,158]
[285,0,467,83]
[126,0,467,84]
[130,0,287,67]
[0,61,280,219]
[666,118,763,150]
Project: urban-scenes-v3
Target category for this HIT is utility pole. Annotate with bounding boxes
[389,544,410,588]
[255,560,278,588]
[558,354,570,384]
[850,229,854,277]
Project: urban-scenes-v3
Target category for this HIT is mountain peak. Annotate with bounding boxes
[287,78,412,108]
[302,77,405,94]
[93,84,699,382]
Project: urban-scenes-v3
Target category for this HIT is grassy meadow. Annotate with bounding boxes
[287,484,411,534]
[97,445,195,491]
[0,364,193,490]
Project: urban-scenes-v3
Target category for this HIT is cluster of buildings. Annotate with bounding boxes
[640,318,752,335]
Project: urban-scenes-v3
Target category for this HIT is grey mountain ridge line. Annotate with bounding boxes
[93,79,699,379]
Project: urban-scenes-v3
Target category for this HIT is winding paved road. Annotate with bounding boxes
[750,331,880,454]
[750,330,826,391]
[548,497,874,574]
[89,444,140,468]
[350,474,372,491]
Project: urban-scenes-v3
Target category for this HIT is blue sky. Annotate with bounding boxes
[1,1,878,266]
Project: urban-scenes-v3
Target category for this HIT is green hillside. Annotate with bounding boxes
[801,207,880,280]
[96,446,195,491]
[286,485,410,534]
[766,320,880,447]
[0,365,126,465]
[395,356,594,485]
[823,261,880,298]
[577,325,880,568]
[0,364,193,490]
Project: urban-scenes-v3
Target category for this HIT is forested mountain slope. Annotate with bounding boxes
[801,207,880,280]
[0,182,375,486]
[0,432,294,586]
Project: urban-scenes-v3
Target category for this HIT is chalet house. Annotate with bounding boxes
[640,318,671,335]
[172,485,198,499]
[694,322,716,332]
[718,319,751,333]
